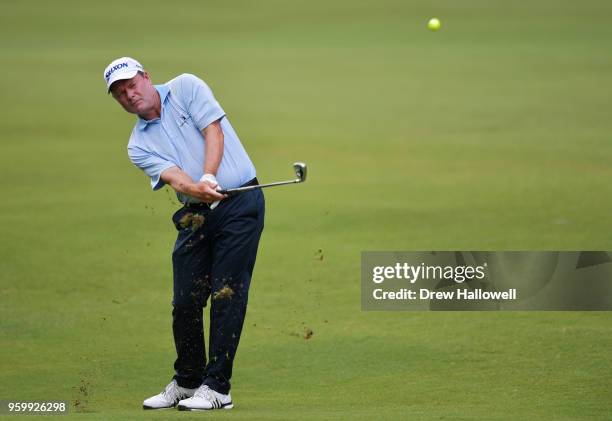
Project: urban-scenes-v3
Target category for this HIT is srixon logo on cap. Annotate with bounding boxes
[105,62,129,81]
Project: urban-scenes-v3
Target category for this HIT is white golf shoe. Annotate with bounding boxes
[142,380,197,410]
[177,384,233,411]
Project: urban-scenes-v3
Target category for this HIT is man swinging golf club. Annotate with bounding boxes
[103,57,264,411]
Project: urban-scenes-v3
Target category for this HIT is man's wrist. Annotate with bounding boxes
[183,181,199,197]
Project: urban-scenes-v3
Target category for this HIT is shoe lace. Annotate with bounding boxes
[162,381,182,401]
[194,385,216,401]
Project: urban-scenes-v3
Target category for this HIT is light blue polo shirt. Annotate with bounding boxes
[127,74,256,194]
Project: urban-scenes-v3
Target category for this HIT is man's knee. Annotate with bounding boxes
[172,291,207,311]
[210,271,251,301]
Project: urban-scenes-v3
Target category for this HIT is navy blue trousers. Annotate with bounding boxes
[170,188,264,394]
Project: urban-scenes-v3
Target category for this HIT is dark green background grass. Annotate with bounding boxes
[1,0,611,419]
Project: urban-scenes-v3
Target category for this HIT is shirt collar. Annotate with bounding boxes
[136,84,170,130]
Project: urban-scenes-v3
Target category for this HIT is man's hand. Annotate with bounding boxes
[160,166,226,203]
[200,173,220,190]
[189,181,226,202]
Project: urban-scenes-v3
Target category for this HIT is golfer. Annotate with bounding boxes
[103,57,265,411]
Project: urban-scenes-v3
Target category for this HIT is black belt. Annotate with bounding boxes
[183,177,259,210]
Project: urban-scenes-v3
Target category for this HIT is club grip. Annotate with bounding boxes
[217,189,238,197]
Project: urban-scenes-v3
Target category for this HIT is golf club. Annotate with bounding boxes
[218,162,307,196]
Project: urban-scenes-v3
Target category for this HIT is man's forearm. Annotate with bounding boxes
[202,120,224,176]
[160,166,197,195]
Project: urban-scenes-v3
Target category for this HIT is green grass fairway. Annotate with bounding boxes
[1,0,612,419]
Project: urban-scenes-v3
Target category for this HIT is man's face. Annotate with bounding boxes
[110,72,157,116]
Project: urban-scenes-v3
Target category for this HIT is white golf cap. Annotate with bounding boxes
[103,57,144,92]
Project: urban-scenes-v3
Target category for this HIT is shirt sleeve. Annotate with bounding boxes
[128,146,177,191]
[179,74,226,130]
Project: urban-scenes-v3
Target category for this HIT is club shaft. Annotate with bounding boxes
[219,179,299,194]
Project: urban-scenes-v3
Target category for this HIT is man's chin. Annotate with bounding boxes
[126,105,146,116]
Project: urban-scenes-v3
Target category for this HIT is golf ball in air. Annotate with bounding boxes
[427,18,441,31]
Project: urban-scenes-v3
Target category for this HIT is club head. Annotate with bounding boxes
[293,162,307,183]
